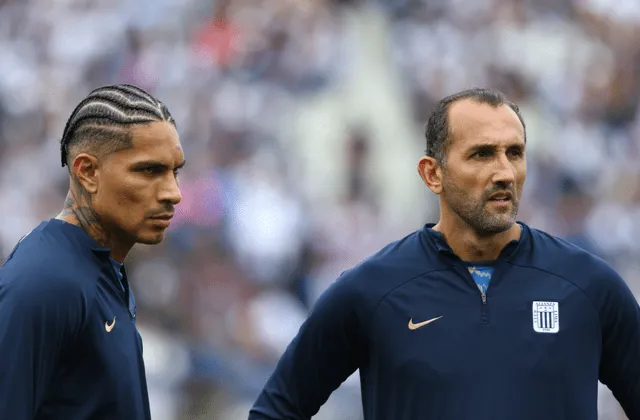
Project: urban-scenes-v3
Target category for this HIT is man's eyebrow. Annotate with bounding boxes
[467,142,524,152]
[466,143,496,153]
[131,160,186,169]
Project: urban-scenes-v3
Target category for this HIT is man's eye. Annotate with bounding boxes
[141,167,162,174]
[473,151,492,158]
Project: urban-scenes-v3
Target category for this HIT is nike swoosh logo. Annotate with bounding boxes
[408,316,443,330]
[105,317,116,332]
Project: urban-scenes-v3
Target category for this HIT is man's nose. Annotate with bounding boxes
[159,175,182,205]
[491,154,516,186]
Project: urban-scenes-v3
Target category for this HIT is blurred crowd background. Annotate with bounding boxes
[1,0,639,418]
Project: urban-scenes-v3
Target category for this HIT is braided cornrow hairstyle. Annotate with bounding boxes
[60,84,176,167]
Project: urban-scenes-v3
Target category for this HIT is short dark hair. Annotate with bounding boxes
[60,84,176,168]
[424,87,526,165]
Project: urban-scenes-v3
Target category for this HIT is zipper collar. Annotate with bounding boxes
[422,221,529,264]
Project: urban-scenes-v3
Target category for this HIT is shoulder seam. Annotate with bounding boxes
[366,267,453,336]
[47,249,99,341]
[78,260,99,341]
[507,261,603,336]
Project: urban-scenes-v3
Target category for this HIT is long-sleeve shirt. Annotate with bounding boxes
[0,219,151,419]
[249,222,640,420]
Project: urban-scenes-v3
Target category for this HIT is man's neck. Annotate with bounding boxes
[432,219,521,262]
[56,191,129,262]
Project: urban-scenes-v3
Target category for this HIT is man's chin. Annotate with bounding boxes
[136,232,166,245]
[474,214,517,236]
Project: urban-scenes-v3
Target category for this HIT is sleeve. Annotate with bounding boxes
[597,268,640,419]
[0,266,87,418]
[249,273,369,420]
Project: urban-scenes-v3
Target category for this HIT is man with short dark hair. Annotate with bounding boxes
[249,88,640,420]
[0,84,185,419]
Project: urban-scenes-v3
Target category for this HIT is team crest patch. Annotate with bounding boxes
[532,301,559,333]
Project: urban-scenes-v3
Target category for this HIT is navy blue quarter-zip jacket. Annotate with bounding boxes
[249,222,640,420]
[0,219,151,419]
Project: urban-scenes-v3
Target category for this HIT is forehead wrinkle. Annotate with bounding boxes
[449,111,523,150]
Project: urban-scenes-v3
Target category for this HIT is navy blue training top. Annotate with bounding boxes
[0,219,150,419]
[249,222,640,420]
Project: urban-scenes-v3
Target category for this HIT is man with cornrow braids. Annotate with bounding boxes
[0,84,185,420]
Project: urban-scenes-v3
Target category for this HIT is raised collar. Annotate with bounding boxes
[421,221,530,262]
[46,218,112,258]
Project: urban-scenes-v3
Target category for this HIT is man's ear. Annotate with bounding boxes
[417,156,444,195]
[72,153,100,194]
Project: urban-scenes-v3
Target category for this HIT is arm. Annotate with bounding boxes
[0,266,86,418]
[249,273,368,420]
[597,269,640,419]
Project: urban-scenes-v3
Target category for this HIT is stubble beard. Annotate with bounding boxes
[442,176,519,237]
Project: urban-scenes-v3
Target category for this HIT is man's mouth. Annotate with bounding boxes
[488,192,513,203]
[149,213,174,220]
